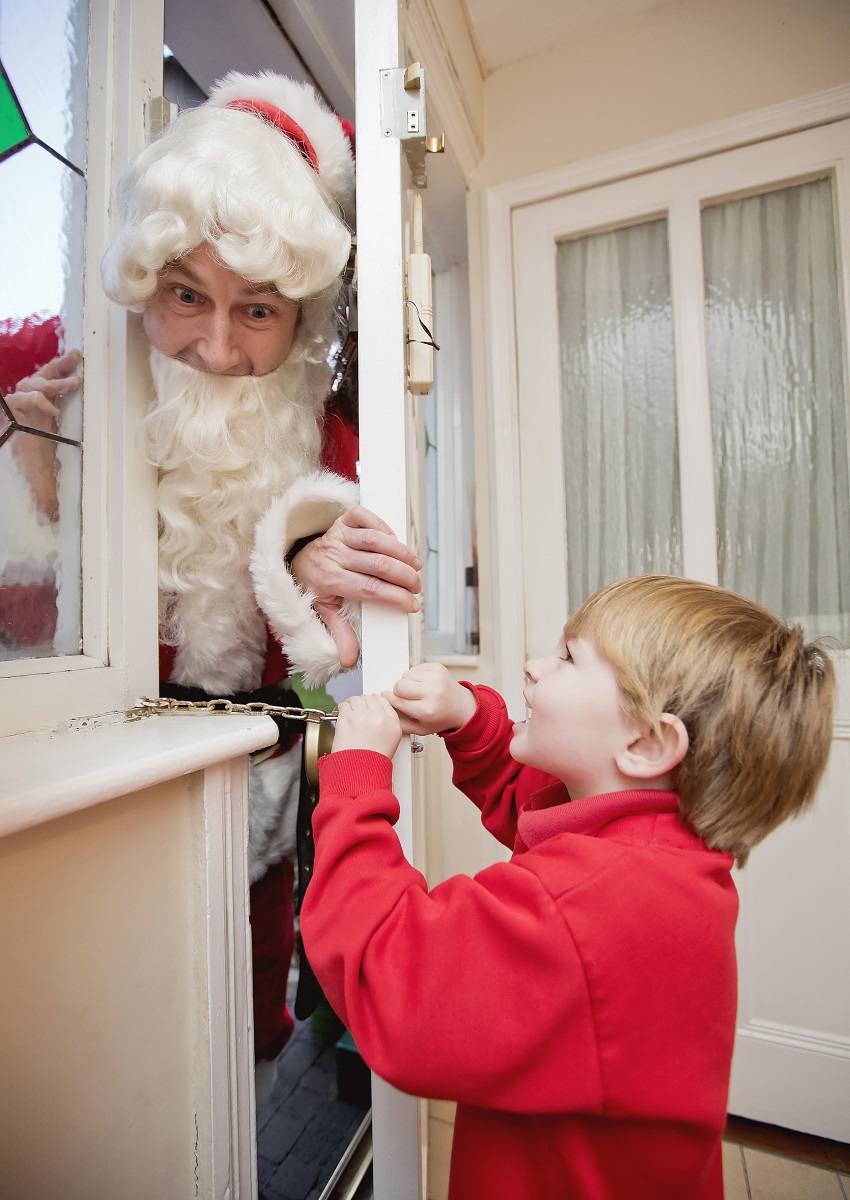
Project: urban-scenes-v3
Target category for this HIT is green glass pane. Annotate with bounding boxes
[0,70,28,157]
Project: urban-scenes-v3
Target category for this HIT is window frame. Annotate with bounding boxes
[422,262,478,660]
[0,0,162,737]
[511,117,850,662]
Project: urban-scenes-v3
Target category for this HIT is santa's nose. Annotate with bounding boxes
[196,314,242,373]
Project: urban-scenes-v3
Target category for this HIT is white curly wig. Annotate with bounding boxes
[101,72,354,359]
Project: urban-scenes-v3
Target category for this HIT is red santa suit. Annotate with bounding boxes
[156,379,360,1062]
[106,71,363,1069]
[0,315,64,651]
[301,684,739,1200]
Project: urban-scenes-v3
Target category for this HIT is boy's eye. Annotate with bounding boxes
[560,649,573,663]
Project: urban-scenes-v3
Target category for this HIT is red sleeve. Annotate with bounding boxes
[442,684,558,849]
[299,749,600,1113]
[0,314,62,395]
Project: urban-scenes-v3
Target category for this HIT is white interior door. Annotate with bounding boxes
[512,119,850,1141]
[355,1,424,1195]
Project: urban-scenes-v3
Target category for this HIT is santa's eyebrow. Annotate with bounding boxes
[163,261,282,299]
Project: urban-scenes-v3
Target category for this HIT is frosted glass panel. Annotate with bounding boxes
[556,218,682,606]
[0,0,89,662]
[0,0,90,170]
[703,179,850,644]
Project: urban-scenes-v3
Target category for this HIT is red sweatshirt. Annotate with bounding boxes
[301,685,739,1199]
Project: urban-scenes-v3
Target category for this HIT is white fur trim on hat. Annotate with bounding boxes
[250,470,359,688]
[207,71,354,206]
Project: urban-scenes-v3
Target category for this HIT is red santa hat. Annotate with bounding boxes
[206,71,355,208]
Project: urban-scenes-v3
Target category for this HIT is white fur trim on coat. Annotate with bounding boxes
[250,471,359,688]
[206,72,354,207]
[248,745,301,883]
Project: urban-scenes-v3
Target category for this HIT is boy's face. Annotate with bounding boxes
[510,636,636,799]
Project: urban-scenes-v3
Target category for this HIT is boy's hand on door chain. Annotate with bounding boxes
[385,663,477,735]
[332,693,403,760]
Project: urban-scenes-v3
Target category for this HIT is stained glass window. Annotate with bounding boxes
[0,0,89,660]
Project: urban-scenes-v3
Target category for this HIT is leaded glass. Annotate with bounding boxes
[0,0,89,661]
[0,65,27,158]
[0,0,89,169]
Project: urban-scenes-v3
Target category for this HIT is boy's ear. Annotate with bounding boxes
[615,713,689,782]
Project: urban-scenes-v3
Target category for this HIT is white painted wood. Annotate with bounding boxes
[405,0,484,183]
[478,184,528,714]
[0,0,161,737]
[507,114,850,1138]
[0,712,277,839]
[199,758,258,1198]
[355,0,424,1194]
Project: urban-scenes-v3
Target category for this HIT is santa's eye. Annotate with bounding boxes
[173,286,198,305]
[248,304,273,320]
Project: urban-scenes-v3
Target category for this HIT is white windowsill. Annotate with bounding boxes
[0,711,278,840]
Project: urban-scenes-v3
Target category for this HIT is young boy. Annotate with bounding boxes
[300,575,834,1200]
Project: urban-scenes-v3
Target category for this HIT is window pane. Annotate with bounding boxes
[0,0,90,170]
[703,179,850,644]
[0,0,89,664]
[556,218,682,606]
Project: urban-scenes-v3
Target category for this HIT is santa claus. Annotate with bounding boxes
[100,71,422,1103]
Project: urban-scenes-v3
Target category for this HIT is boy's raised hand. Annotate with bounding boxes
[331,693,403,760]
[384,663,477,735]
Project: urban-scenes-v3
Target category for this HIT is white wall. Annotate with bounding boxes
[476,0,850,187]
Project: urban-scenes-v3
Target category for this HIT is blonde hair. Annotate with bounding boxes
[565,575,835,866]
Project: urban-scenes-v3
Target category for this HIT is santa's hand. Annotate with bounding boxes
[331,693,403,759]
[384,663,477,735]
[290,505,422,667]
[6,350,81,517]
[7,350,81,428]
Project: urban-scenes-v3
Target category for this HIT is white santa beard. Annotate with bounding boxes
[147,348,326,693]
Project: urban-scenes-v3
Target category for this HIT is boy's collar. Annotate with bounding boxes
[517,786,680,849]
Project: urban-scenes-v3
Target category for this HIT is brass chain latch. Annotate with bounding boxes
[130,696,424,772]
[132,695,337,723]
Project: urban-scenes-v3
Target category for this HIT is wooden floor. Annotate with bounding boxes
[723,1116,850,1200]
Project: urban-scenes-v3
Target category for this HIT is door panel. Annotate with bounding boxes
[354,0,423,1194]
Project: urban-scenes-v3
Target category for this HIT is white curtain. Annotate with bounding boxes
[556,218,682,607]
[702,179,850,646]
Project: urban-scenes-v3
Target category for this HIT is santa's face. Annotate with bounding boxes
[143,243,300,377]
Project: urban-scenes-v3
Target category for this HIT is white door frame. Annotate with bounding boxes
[355,0,424,1194]
[511,116,850,655]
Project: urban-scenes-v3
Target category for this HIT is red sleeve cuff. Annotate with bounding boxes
[441,684,509,755]
[318,748,395,796]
